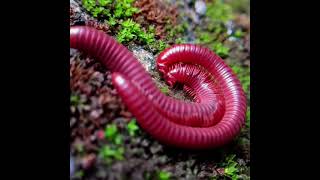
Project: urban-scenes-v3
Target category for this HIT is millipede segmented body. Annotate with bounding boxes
[70,26,247,149]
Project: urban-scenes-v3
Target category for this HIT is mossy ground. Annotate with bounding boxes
[70,0,250,179]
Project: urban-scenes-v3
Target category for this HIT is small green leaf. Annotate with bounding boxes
[74,170,84,178]
[101,9,110,16]
[141,32,155,44]
[206,0,234,23]
[98,0,112,6]
[114,134,123,145]
[160,86,169,94]
[92,7,104,17]
[125,7,138,16]
[148,25,155,33]
[107,17,117,26]
[114,147,124,160]
[145,172,151,180]
[225,165,238,175]
[75,143,84,153]
[158,171,171,180]
[212,42,229,57]
[175,38,186,44]
[157,41,168,52]
[70,95,81,105]
[234,29,244,38]
[100,145,124,160]
[102,145,114,156]
[117,36,124,43]
[82,0,96,12]
[114,5,123,18]
[127,119,139,136]
[104,124,118,140]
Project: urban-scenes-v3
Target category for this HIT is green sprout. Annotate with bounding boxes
[82,0,111,18]
[82,0,138,27]
[116,19,157,44]
[158,170,171,180]
[194,0,234,58]
[206,0,234,23]
[233,29,245,38]
[175,37,187,44]
[105,124,118,139]
[74,142,84,154]
[70,94,82,106]
[104,124,123,145]
[220,154,240,180]
[212,42,230,58]
[82,0,172,52]
[74,170,85,178]
[100,145,124,162]
[127,118,139,136]
[114,134,123,145]
[157,41,168,51]
[160,86,170,94]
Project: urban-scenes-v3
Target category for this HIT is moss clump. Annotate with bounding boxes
[83,0,168,53]
[229,64,250,95]
[82,0,138,20]
[195,0,234,57]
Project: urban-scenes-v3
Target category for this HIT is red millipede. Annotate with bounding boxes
[70,26,247,149]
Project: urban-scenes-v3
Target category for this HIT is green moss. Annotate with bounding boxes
[148,40,169,53]
[160,86,169,94]
[82,0,170,52]
[70,94,81,106]
[116,19,142,43]
[127,118,139,136]
[165,22,189,45]
[100,145,125,163]
[104,124,124,145]
[175,37,187,44]
[114,0,138,18]
[100,123,126,163]
[74,170,85,178]
[195,31,214,44]
[233,29,245,38]
[156,41,168,51]
[82,0,138,20]
[104,124,118,140]
[228,0,250,13]
[206,0,234,23]
[144,172,152,180]
[74,142,84,154]
[195,0,234,57]
[115,19,169,53]
[114,134,123,145]
[229,64,250,94]
[140,26,156,44]
[212,42,230,58]
[82,0,140,43]
[82,0,112,18]
[220,154,240,180]
[82,0,153,45]
[158,170,171,180]
[106,16,117,26]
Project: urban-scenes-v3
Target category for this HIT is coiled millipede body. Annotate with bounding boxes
[70,26,247,149]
